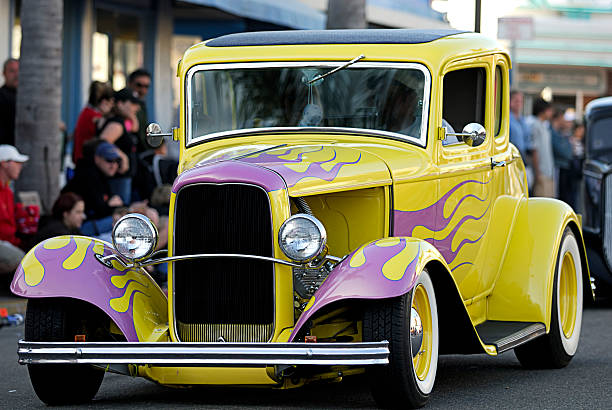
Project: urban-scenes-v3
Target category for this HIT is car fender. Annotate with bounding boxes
[487,197,591,330]
[289,237,448,341]
[10,236,168,342]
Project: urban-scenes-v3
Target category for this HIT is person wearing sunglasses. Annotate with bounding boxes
[62,141,124,236]
[123,68,151,153]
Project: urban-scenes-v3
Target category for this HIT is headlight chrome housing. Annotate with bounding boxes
[112,213,158,262]
[278,214,327,263]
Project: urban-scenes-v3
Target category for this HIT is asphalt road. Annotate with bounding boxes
[1,299,611,409]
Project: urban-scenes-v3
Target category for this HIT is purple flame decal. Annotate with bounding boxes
[394,177,491,266]
[239,146,361,187]
[10,237,153,341]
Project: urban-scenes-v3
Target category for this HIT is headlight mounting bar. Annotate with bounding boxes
[98,252,342,270]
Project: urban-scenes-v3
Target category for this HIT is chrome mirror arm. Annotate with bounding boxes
[443,122,486,147]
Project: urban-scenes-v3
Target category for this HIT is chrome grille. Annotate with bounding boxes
[173,184,274,342]
[604,174,612,268]
[177,323,274,343]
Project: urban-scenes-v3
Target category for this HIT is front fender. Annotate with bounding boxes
[10,236,168,342]
[289,237,447,341]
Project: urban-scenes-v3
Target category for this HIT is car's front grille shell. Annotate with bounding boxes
[173,183,274,342]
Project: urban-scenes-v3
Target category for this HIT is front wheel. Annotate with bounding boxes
[364,269,439,409]
[25,298,105,405]
[514,228,583,368]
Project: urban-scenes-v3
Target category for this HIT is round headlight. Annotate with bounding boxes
[279,214,326,262]
[112,213,158,262]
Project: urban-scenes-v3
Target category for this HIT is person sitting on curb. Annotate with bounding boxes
[62,141,123,236]
[33,192,86,245]
[0,144,28,274]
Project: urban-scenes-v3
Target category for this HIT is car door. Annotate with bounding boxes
[471,56,521,298]
[436,58,494,304]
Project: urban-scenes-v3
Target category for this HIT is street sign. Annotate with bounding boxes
[498,17,534,41]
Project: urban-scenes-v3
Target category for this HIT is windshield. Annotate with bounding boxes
[187,62,430,146]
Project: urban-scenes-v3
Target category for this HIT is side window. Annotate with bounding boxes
[442,67,486,145]
[494,65,503,137]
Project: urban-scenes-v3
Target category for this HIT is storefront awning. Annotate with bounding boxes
[180,0,326,30]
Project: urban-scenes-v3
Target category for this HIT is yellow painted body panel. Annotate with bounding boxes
[167,192,178,342]
[487,198,588,330]
[303,187,386,257]
[139,366,277,385]
[268,189,295,341]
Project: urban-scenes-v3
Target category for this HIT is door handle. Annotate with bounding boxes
[491,159,506,169]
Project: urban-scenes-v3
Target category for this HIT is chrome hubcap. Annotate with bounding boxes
[410,306,423,358]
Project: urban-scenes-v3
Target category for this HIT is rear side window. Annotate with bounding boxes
[494,65,503,137]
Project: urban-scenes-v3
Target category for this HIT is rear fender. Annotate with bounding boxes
[487,198,591,330]
[10,236,168,342]
[289,237,444,341]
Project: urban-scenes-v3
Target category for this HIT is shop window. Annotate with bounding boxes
[11,0,21,59]
[92,8,143,89]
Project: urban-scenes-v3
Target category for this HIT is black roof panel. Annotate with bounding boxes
[206,29,468,47]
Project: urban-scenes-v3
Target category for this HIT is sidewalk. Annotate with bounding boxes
[0,278,27,315]
[0,295,27,315]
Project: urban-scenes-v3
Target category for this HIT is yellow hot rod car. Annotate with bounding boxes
[13,29,591,408]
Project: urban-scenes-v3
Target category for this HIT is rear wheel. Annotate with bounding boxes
[25,298,105,405]
[514,228,583,368]
[364,269,439,409]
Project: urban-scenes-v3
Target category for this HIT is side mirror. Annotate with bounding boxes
[146,123,171,148]
[460,123,486,147]
[443,123,486,147]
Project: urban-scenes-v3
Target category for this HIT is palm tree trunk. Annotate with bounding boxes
[15,0,63,213]
[327,0,367,29]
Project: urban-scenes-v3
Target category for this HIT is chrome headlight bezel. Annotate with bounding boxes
[278,213,327,263]
[112,213,158,262]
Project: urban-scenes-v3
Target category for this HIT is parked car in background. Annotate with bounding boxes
[12,29,591,408]
[583,96,612,295]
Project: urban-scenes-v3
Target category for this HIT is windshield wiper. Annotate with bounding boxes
[307,54,365,85]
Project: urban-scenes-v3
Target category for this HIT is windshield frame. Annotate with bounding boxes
[185,61,432,148]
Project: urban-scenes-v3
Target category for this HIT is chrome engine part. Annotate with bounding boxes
[293,262,333,299]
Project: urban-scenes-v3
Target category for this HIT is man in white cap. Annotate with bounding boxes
[0,144,28,274]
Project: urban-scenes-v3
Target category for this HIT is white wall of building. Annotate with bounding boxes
[80,0,95,111]
[0,0,13,66]
[153,0,174,133]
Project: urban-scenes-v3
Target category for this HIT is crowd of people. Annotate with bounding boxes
[509,90,585,210]
[0,59,176,288]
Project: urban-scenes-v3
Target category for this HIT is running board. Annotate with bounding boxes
[18,340,389,367]
[475,321,546,353]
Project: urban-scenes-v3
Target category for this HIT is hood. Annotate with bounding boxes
[190,144,391,196]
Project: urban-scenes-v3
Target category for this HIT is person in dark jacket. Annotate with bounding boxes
[133,139,177,204]
[123,68,151,153]
[0,58,18,146]
[99,88,141,204]
[550,109,575,207]
[34,192,86,243]
[62,141,123,236]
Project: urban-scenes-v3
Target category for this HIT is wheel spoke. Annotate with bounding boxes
[412,284,432,381]
[559,251,577,339]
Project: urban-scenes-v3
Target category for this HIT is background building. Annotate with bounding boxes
[434,0,612,118]
[0,0,447,143]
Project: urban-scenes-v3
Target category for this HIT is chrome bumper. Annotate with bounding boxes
[18,340,389,366]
